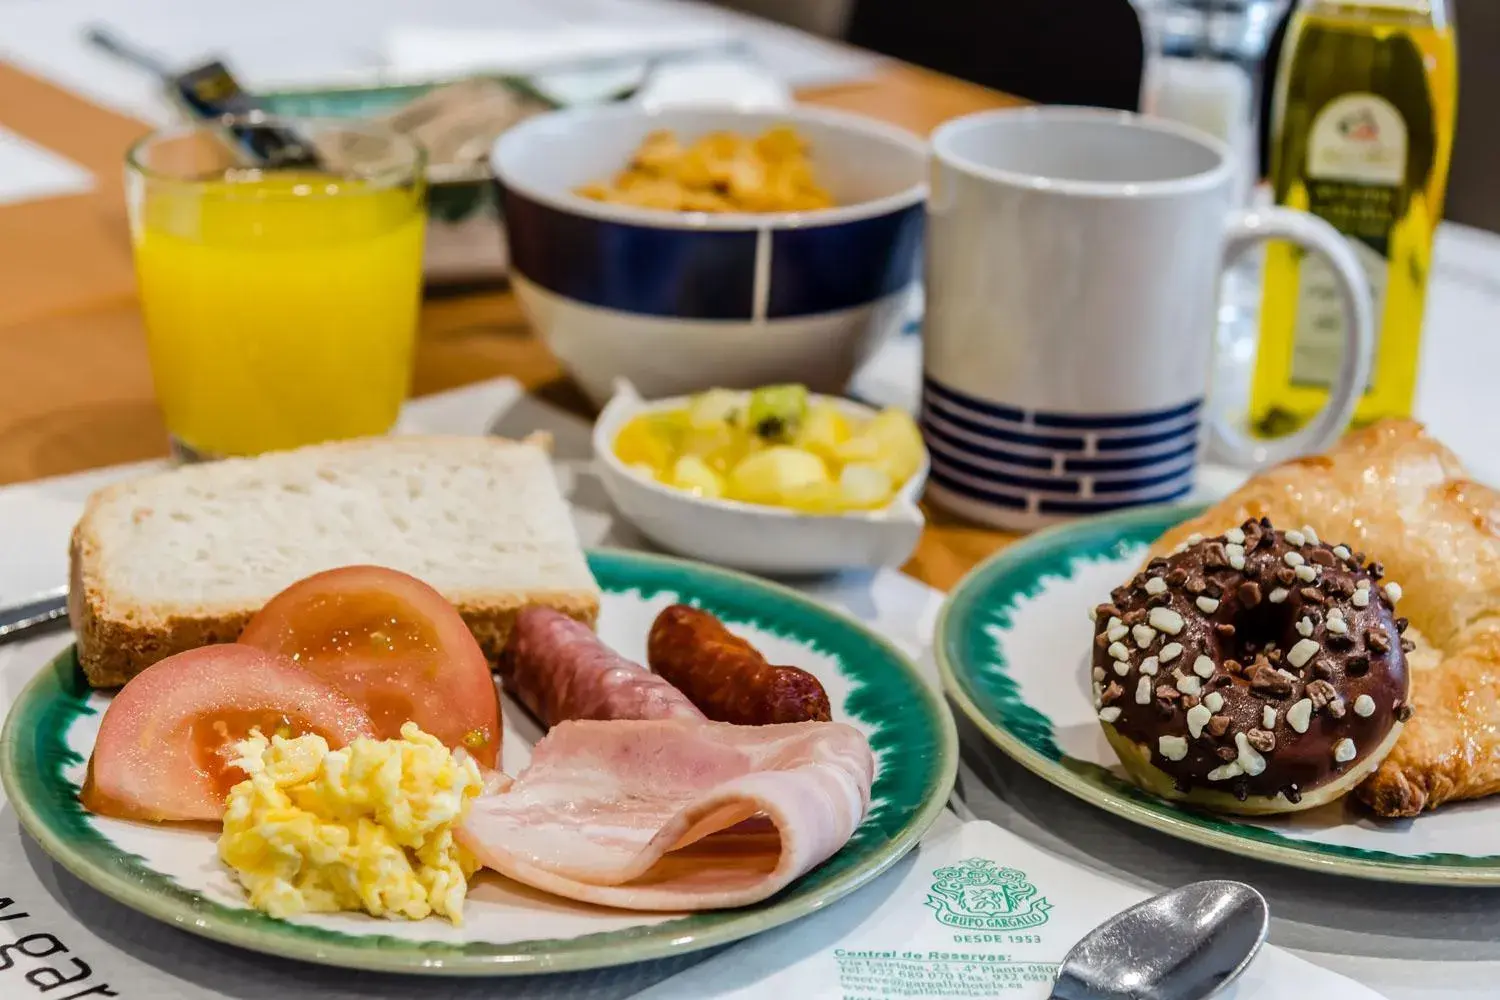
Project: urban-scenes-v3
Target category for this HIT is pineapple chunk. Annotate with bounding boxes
[796,403,853,460]
[614,416,677,475]
[830,433,882,466]
[686,388,742,429]
[838,463,895,509]
[728,446,830,505]
[670,455,725,498]
[865,409,925,484]
[781,480,845,514]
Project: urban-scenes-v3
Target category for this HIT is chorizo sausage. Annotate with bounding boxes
[499,606,703,726]
[647,604,832,725]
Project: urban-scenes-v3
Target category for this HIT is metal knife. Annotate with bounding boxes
[0,588,70,644]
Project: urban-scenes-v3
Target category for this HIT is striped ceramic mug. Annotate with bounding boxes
[923,108,1376,531]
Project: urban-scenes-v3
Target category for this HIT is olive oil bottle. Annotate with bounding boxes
[1250,0,1457,435]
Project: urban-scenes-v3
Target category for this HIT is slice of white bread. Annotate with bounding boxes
[69,435,600,688]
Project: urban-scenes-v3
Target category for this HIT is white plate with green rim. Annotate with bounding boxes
[937,504,1500,886]
[0,549,957,974]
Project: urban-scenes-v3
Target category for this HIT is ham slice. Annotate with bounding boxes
[458,718,874,910]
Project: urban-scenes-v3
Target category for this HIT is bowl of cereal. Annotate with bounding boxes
[490,105,927,404]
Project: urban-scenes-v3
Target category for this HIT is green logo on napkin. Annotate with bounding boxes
[925,858,1053,931]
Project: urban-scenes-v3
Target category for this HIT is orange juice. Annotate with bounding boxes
[132,168,425,457]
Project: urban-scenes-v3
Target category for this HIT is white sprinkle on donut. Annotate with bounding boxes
[1186,533,1203,545]
[1176,674,1203,698]
[1268,588,1289,604]
[1145,577,1168,595]
[1285,529,1306,547]
[1207,762,1244,782]
[1351,589,1370,608]
[1263,706,1278,729]
[1333,545,1351,560]
[1099,707,1122,723]
[1196,596,1220,614]
[1204,691,1225,712]
[1159,643,1183,663]
[1088,606,1099,622]
[1326,613,1349,635]
[1284,551,1305,567]
[1109,641,1131,661]
[1149,607,1185,635]
[1235,732,1267,776]
[1225,527,1246,545]
[1333,738,1357,763]
[1288,638,1320,668]
[1385,582,1403,603]
[1186,703,1212,738]
[1140,656,1160,676]
[1136,676,1153,704]
[1294,565,1318,582]
[1132,624,1158,648]
[1158,735,1189,761]
[1193,655,1215,679]
[1354,694,1376,717]
[1287,698,1313,733]
[1107,623,1129,642]
[1296,617,1314,638]
[1302,525,1320,544]
[1114,661,1131,676]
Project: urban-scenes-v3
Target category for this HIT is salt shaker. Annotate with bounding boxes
[1133,0,1289,205]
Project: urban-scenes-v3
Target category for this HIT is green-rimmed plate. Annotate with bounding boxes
[937,504,1500,886]
[0,549,956,974]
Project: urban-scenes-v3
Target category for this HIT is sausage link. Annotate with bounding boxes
[499,606,703,727]
[647,604,832,725]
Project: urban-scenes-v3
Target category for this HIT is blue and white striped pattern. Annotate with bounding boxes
[499,183,923,321]
[920,376,1201,516]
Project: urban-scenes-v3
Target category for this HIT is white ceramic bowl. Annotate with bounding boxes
[491,104,928,405]
[594,382,927,575]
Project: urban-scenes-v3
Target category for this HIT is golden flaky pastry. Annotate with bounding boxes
[1151,420,1500,817]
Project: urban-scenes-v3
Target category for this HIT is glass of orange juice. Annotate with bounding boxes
[126,117,427,460]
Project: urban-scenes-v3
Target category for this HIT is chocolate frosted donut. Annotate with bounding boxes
[1090,517,1413,815]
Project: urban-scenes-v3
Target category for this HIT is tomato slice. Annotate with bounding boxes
[237,565,502,768]
[82,644,377,822]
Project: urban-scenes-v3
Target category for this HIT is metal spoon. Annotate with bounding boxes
[1051,880,1268,1000]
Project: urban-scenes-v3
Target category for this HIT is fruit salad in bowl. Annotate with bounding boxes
[594,381,927,575]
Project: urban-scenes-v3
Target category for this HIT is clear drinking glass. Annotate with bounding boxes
[126,117,427,460]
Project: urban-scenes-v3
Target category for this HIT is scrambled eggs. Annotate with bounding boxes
[219,723,484,924]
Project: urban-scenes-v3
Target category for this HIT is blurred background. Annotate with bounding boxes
[718,0,1498,232]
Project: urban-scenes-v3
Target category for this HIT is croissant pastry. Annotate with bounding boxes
[1151,420,1500,817]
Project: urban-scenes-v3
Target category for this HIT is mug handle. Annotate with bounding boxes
[1206,207,1375,470]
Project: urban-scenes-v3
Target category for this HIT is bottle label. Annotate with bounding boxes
[1290,93,1406,388]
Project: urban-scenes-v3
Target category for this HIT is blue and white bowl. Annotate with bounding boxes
[490,105,927,404]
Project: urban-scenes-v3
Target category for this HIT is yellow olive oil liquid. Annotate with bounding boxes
[1251,0,1456,436]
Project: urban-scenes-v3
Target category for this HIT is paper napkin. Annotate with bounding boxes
[634,812,1388,1000]
[384,23,737,82]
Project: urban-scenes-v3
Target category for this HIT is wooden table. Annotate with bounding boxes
[0,58,1023,591]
